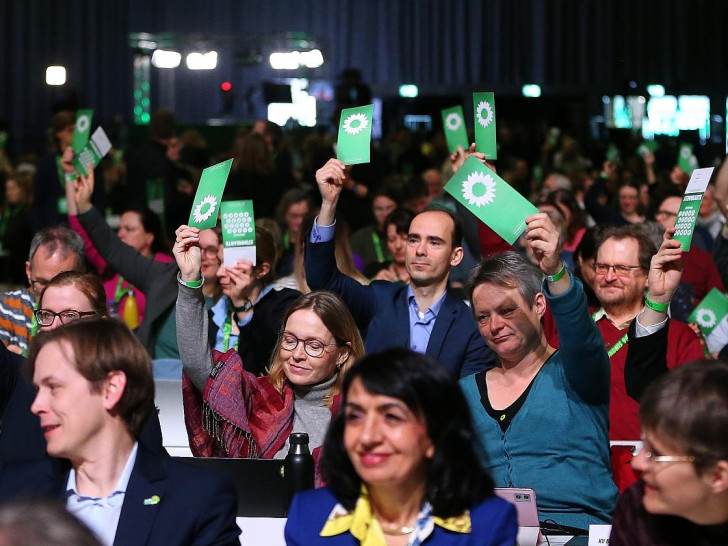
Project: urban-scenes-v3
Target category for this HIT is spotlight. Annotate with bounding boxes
[300,49,324,68]
[269,49,324,70]
[522,84,541,98]
[647,85,665,97]
[269,52,299,70]
[398,84,418,98]
[46,66,67,86]
[186,51,218,70]
[151,49,181,68]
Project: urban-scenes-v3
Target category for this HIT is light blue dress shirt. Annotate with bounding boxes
[312,215,446,354]
[66,442,138,546]
[407,285,446,353]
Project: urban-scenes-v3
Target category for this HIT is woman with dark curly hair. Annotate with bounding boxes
[285,348,517,545]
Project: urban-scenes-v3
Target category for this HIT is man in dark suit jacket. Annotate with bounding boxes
[0,319,239,546]
[306,159,496,379]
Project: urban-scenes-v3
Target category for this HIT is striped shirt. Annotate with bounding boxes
[0,289,35,355]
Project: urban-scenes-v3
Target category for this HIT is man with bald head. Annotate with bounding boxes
[0,226,84,355]
[305,158,495,379]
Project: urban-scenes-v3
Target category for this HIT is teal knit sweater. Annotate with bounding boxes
[460,274,618,530]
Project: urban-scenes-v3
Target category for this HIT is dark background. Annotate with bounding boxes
[2,0,727,155]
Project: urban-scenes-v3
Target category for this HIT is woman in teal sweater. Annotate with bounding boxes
[459,212,618,533]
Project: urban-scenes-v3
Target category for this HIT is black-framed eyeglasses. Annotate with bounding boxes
[592,263,645,277]
[278,332,339,358]
[35,309,98,327]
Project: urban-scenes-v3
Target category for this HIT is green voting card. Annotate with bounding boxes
[689,287,728,338]
[72,109,93,154]
[441,105,469,153]
[188,158,233,229]
[678,143,698,175]
[637,140,659,157]
[221,200,256,267]
[444,156,538,244]
[672,167,715,251]
[337,104,373,165]
[72,127,112,176]
[0,131,7,150]
[473,92,497,159]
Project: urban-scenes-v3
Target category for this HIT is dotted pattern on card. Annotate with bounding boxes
[222,211,254,236]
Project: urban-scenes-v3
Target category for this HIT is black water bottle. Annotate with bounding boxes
[284,432,315,510]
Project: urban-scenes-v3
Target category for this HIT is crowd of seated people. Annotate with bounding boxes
[2,108,728,544]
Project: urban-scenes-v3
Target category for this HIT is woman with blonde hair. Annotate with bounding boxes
[174,224,364,460]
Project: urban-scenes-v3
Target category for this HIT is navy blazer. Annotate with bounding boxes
[285,487,518,546]
[0,443,240,546]
[305,237,495,378]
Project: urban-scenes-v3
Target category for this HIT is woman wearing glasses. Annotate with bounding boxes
[609,361,728,546]
[34,271,107,330]
[174,224,364,460]
[0,271,165,463]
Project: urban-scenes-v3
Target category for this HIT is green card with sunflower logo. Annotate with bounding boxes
[337,104,374,165]
[678,143,699,175]
[689,287,728,339]
[473,92,497,159]
[72,109,93,154]
[188,158,233,229]
[444,156,537,244]
[441,105,469,154]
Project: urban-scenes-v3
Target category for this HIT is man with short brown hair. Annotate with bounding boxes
[592,225,702,440]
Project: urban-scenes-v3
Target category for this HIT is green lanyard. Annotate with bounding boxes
[222,313,240,352]
[371,231,384,263]
[592,311,629,358]
[114,276,133,304]
[283,231,290,251]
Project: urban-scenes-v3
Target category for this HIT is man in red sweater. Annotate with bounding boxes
[592,225,703,440]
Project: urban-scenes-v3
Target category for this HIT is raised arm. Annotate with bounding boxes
[526,212,610,404]
[73,163,172,291]
[305,159,377,328]
[315,158,346,226]
[622,228,683,402]
[173,225,214,393]
[640,227,682,327]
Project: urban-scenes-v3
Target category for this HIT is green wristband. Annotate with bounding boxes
[545,262,567,283]
[644,296,669,312]
[177,272,204,289]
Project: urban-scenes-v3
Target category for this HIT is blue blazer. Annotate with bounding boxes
[0,443,241,546]
[285,487,518,546]
[305,238,495,378]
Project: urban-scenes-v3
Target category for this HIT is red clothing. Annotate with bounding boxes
[682,246,725,303]
[544,310,703,440]
[183,348,339,464]
[69,214,173,322]
[477,223,513,258]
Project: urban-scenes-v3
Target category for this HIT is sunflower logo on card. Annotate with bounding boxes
[445,112,463,132]
[476,101,494,128]
[342,113,369,135]
[193,195,218,223]
[462,171,496,207]
[696,308,717,329]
